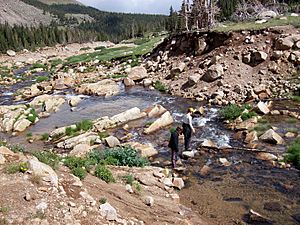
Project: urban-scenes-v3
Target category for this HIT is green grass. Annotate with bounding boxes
[219,104,253,121]
[35,76,49,83]
[64,120,93,137]
[123,173,135,185]
[65,36,164,66]
[5,163,21,174]
[80,47,91,51]
[286,127,298,133]
[71,167,87,180]
[132,180,142,194]
[26,108,38,123]
[98,131,109,140]
[284,137,300,169]
[253,123,272,136]
[94,46,106,51]
[32,151,61,170]
[215,16,300,33]
[40,133,50,141]
[88,146,149,167]
[30,63,47,71]
[49,58,63,67]
[154,80,167,93]
[109,74,128,79]
[287,118,298,124]
[94,165,115,183]
[0,206,9,213]
[99,197,107,204]
[133,38,150,45]
[291,95,300,103]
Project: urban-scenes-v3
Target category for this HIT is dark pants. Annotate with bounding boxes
[171,148,178,168]
[182,123,192,151]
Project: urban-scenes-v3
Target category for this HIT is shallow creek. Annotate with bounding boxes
[1,80,300,224]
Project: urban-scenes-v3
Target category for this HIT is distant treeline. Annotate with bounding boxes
[20,0,168,41]
[0,23,103,53]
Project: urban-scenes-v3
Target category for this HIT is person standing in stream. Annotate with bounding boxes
[182,107,196,152]
[168,127,183,168]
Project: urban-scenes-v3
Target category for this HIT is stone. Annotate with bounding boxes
[235,117,258,130]
[144,111,174,134]
[255,19,268,24]
[128,66,148,81]
[99,203,117,221]
[248,209,273,224]
[296,41,300,49]
[275,37,294,50]
[170,62,186,77]
[80,191,96,206]
[201,139,216,148]
[76,79,120,97]
[13,118,32,132]
[259,129,284,145]
[188,74,201,86]
[272,51,283,60]
[36,201,48,212]
[126,184,133,194]
[6,50,16,57]
[145,104,167,118]
[170,193,180,203]
[256,152,278,161]
[201,64,224,82]
[195,38,207,55]
[264,202,282,212]
[219,158,231,166]
[256,101,270,114]
[0,154,6,164]
[144,196,154,207]
[0,146,15,156]
[28,159,58,187]
[125,142,158,157]
[244,131,258,144]
[200,165,210,176]
[259,10,277,19]
[105,136,120,148]
[162,177,173,187]
[143,79,152,87]
[124,77,135,86]
[25,193,31,201]
[69,144,92,157]
[57,132,99,149]
[252,51,268,63]
[291,13,299,17]
[68,96,81,107]
[182,151,195,158]
[172,178,184,190]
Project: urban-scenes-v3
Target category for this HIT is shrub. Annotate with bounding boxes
[94,46,106,51]
[32,151,60,170]
[76,120,93,131]
[132,180,142,194]
[63,156,96,172]
[65,126,79,136]
[19,162,29,173]
[291,95,300,103]
[72,167,87,180]
[154,81,167,93]
[123,173,134,185]
[26,108,38,123]
[98,131,109,140]
[40,133,49,141]
[99,197,107,204]
[219,104,254,121]
[284,137,300,169]
[26,132,33,137]
[10,144,25,153]
[5,164,21,174]
[36,76,49,83]
[94,165,115,183]
[31,63,47,70]
[89,146,149,167]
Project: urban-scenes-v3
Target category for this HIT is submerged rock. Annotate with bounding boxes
[76,79,120,97]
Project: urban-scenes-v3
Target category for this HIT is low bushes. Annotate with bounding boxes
[95,165,115,183]
[284,137,300,169]
[32,151,60,170]
[219,104,255,121]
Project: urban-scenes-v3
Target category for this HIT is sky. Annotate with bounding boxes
[78,0,182,15]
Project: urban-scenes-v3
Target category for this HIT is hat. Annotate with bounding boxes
[188,107,196,113]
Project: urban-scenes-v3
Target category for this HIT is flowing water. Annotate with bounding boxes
[1,78,300,224]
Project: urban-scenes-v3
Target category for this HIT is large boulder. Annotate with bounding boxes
[145,104,167,118]
[128,66,147,81]
[105,136,120,148]
[144,111,174,134]
[188,74,201,86]
[256,152,278,161]
[256,101,270,115]
[201,64,224,82]
[259,129,284,145]
[30,95,65,113]
[69,144,92,157]
[28,159,58,187]
[124,77,135,86]
[275,35,300,50]
[13,118,32,132]
[125,142,158,157]
[258,10,277,19]
[110,107,146,124]
[68,96,81,107]
[76,79,120,97]
[99,203,117,221]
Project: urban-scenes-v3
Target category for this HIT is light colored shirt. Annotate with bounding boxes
[182,113,194,130]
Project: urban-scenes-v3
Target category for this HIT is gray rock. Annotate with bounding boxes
[6,50,16,57]
[0,153,6,164]
[69,144,92,157]
[259,129,284,145]
[144,111,174,134]
[144,196,154,207]
[188,74,201,86]
[99,203,117,221]
[124,77,135,86]
[202,64,224,82]
[104,136,120,148]
[256,152,278,161]
[172,178,184,190]
[258,10,277,19]
[128,66,148,81]
[36,201,48,212]
[13,118,32,132]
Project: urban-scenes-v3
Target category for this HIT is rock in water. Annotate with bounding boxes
[256,101,270,114]
[128,66,148,81]
[6,50,16,57]
[105,136,120,148]
[144,111,174,134]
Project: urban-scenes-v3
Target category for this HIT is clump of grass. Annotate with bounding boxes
[72,167,87,180]
[132,180,142,194]
[123,173,135,185]
[65,126,79,137]
[99,197,107,204]
[284,137,300,169]
[286,127,298,133]
[133,38,150,45]
[0,206,9,213]
[89,146,149,167]
[5,162,29,174]
[110,74,128,79]
[94,46,106,51]
[10,144,25,153]
[50,58,63,67]
[35,76,49,83]
[40,133,49,141]
[154,81,167,93]
[80,47,91,51]
[26,108,38,123]
[291,95,300,103]
[219,104,253,121]
[94,165,115,183]
[98,131,109,140]
[287,118,298,124]
[64,120,93,137]
[32,151,60,170]
[30,63,47,71]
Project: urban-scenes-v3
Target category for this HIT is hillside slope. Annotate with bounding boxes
[0,0,52,26]
[38,0,81,4]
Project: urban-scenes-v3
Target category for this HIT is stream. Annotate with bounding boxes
[1,74,300,224]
